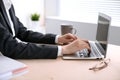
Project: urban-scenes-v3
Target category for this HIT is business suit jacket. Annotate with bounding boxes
[0,0,58,59]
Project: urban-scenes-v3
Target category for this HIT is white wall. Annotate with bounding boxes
[11,0,120,45]
[11,0,44,28]
[45,0,120,45]
[46,18,120,46]
[46,17,97,41]
[44,0,59,16]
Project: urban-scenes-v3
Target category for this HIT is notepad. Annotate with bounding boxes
[0,55,28,80]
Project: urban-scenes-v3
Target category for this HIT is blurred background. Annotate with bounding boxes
[12,0,120,45]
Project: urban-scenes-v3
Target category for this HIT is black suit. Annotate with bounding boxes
[0,0,58,59]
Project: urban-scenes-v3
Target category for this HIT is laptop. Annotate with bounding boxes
[62,12,111,60]
[0,53,28,80]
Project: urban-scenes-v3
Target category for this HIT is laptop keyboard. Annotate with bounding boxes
[78,42,102,58]
[90,44,100,57]
[79,49,89,57]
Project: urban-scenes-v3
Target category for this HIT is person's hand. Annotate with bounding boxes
[61,38,91,55]
[57,33,77,45]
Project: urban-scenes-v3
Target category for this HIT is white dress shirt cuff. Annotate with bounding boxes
[57,46,62,56]
[55,35,60,44]
[55,35,62,56]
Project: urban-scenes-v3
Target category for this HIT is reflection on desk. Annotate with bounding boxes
[12,44,120,80]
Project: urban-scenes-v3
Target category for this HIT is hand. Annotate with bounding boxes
[61,38,91,55]
[57,33,77,44]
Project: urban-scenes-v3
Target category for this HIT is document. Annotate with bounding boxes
[0,55,28,80]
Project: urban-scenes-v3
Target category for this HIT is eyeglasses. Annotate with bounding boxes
[89,58,111,71]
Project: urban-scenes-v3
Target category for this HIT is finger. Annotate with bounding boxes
[82,39,89,43]
[67,36,77,42]
[74,36,77,40]
[86,45,91,54]
[82,40,91,50]
[67,33,77,40]
[88,47,91,54]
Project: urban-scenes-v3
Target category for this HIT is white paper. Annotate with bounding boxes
[0,72,12,80]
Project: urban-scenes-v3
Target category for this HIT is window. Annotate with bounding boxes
[59,0,120,26]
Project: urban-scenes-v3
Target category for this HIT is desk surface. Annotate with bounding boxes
[12,44,120,80]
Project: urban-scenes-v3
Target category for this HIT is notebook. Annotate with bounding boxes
[62,12,111,60]
[0,53,28,80]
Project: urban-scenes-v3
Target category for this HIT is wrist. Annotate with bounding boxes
[55,35,61,44]
[61,46,68,55]
[57,36,63,45]
[55,35,63,45]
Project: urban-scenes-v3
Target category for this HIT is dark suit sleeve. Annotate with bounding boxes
[0,23,58,59]
[9,5,57,44]
[16,21,57,44]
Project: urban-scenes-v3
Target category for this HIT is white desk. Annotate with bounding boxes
[12,44,120,80]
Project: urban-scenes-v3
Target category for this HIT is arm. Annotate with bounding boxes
[0,23,58,59]
[16,20,56,44]
[9,5,56,44]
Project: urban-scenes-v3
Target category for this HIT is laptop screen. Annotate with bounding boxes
[96,13,111,57]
